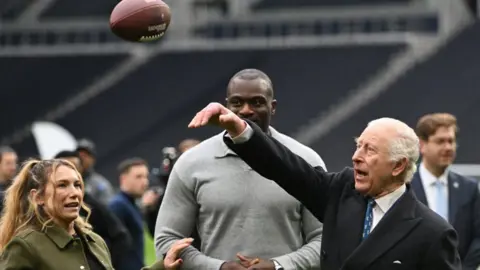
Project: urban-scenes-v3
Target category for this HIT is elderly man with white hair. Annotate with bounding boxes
[188,102,461,270]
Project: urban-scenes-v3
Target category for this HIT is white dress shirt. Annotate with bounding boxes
[371,184,406,231]
[230,122,407,232]
[419,162,449,212]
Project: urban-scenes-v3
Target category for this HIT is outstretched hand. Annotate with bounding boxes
[188,102,246,137]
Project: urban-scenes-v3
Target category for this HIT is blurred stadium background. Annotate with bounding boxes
[1,0,480,263]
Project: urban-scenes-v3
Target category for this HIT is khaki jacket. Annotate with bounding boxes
[0,224,165,270]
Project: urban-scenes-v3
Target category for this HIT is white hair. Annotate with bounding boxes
[367,118,420,183]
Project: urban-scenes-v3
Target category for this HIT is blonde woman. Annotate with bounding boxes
[0,159,191,270]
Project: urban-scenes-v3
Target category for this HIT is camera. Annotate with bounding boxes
[151,146,178,188]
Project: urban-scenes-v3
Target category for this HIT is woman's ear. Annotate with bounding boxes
[29,189,44,206]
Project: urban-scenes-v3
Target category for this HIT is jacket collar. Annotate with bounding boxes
[43,223,95,249]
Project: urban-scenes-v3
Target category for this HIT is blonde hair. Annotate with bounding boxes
[0,159,92,252]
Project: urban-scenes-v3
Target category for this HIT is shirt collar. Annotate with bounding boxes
[374,184,406,214]
[44,223,95,249]
[419,162,449,186]
[120,191,137,204]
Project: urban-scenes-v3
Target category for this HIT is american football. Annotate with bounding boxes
[110,0,171,42]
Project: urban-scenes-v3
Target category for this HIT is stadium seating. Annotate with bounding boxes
[0,31,125,46]
[0,0,34,20]
[194,15,439,38]
[253,0,413,10]
[39,0,119,19]
[0,54,128,143]
[310,22,480,171]
[34,45,402,178]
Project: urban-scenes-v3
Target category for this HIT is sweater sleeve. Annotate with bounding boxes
[272,206,323,269]
[154,167,226,270]
[271,146,325,269]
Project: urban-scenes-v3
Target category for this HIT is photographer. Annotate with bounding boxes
[145,140,201,248]
[144,146,177,236]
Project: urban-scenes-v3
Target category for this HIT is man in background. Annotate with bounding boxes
[54,150,131,270]
[145,142,202,249]
[110,158,150,270]
[76,138,114,205]
[155,69,325,270]
[0,146,17,214]
[178,139,201,154]
[412,113,480,270]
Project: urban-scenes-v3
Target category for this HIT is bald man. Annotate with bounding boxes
[156,69,325,270]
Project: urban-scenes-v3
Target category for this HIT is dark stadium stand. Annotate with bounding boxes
[0,46,403,179]
[253,0,413,10]
[0,0,34,20]
[311,22,480,171]
[39,0,119,19]
[0,30,125,46]
[24,45,401,179]
[2,0,476,182]
[194,15,439,38]
[0,54,128,142]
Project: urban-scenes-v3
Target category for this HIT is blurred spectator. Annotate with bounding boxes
[0,146,17,214]
[76,138,114,205]
[54,150,132,270]
[412,113,480,270]
[109,158,151,270]
[145,143,202,250]
[178,139,201,154]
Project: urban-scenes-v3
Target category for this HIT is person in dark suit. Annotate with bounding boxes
[109,158,150,270]
[411,113,480,270]
[187,102,462,270]
[0,146,18,214]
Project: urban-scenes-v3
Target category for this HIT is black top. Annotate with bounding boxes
[81,192,131,269]
[0,181,11,214]
[74,233,105,270]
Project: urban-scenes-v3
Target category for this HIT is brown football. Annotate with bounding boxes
[110,0,171,42]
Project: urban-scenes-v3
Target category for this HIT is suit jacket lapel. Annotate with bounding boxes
[411,172,428,206]
[336,190,366,261]
[448,172,461,223]
[342,187,421,270]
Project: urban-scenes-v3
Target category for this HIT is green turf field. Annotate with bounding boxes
[144,227,156,265]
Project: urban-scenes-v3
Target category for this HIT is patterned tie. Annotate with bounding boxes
[434,181,448,221]
[362,198,375,240]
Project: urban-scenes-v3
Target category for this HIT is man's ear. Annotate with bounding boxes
[419,139,427,156]
[392,158,408,177]
[271,99,277,116]
[119,174,126,187]
[29,189,44,206]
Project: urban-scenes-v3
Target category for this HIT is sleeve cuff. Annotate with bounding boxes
[215,260,228,270]
[271,256,293,270]
[225,122,253,144]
